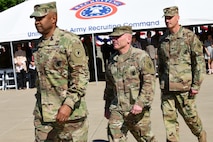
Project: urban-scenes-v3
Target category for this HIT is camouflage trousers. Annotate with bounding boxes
[161,91,203,142]
[108,109,157,142]
[34,117,88,142]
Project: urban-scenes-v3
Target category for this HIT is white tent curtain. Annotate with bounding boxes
[1,0,213,43]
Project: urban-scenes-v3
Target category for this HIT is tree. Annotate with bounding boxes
[0,0,25,12]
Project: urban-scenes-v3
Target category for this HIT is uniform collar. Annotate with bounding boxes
[166,26,184,40]
[114,46,132,62]
[40,27,61,46]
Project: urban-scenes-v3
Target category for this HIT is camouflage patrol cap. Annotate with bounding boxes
[30,1,57,18]
[110,26,132,36]
[163,6,179,16]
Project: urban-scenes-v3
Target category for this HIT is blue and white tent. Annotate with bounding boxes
[1,0,213,42]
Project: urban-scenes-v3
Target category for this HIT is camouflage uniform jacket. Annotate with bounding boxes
[104,47,156,112]
[33,27,89,122]
[158,26,205,92]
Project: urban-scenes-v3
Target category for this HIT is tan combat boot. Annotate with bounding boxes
[198,130,207,142]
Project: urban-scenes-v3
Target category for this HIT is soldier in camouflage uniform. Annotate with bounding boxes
[158,6,207,142]
[104,26,157,142]
[30,2,89,142]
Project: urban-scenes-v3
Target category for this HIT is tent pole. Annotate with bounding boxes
[92,33,98,85]
[10,42,18,90]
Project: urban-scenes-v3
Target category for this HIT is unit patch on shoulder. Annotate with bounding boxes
[71,47,85,64]
[144,56,155,74]
[74,48,83,58]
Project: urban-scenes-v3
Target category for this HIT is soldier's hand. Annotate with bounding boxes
[56,104,72,122]
[104,108,111,119]
[131,104,143,115]
[190,89,198,96]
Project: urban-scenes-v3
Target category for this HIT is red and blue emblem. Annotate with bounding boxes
[71,0,125,19]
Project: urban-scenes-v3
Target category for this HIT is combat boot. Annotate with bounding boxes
[198,130,207,142]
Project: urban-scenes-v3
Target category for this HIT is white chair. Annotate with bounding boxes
[4,69,16,90]
[0,70,5,90]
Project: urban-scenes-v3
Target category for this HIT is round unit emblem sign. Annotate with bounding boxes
[71,0,125,19]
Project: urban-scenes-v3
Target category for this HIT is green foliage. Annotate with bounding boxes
[0,0,25,12]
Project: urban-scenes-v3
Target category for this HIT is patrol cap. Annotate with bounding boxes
[110,26,133,36]
[30,1,57,18]
[163,6,179,17]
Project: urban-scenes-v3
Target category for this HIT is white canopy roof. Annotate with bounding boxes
[0,0,213,42]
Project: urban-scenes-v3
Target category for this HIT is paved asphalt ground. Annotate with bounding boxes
[0,75,212,142]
